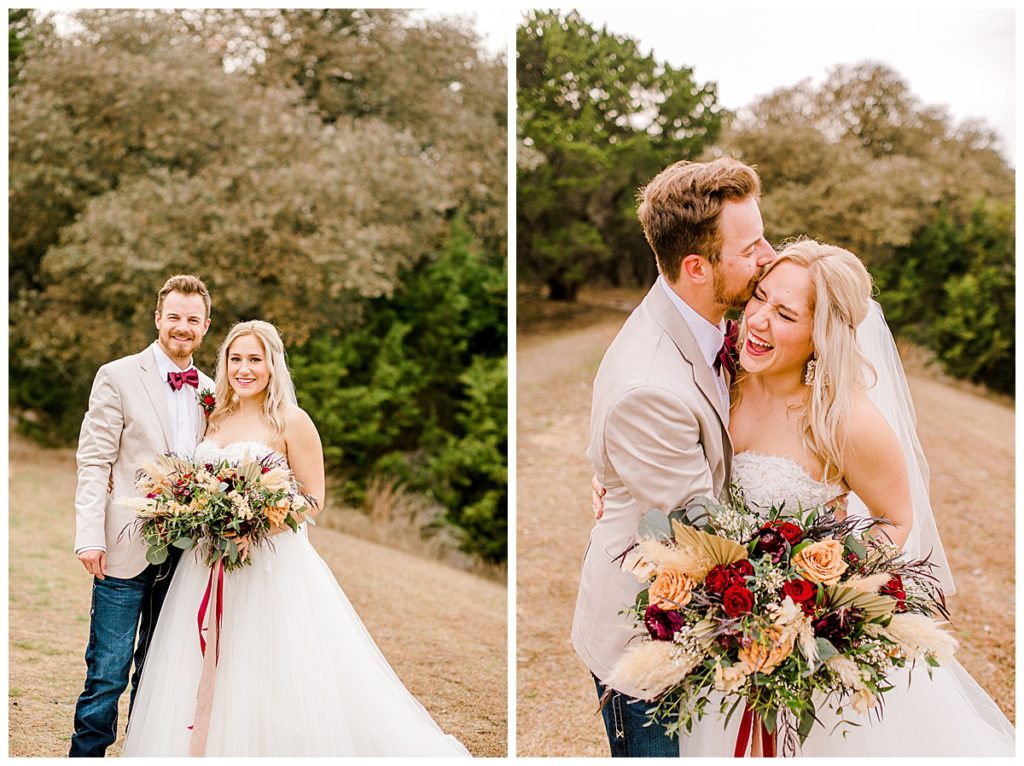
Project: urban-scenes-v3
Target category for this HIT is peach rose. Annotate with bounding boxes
[791,539,848,586]
[265,497,292,528]
[737,626,795,675]
[648,568,695,611]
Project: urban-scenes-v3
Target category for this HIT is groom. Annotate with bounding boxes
[571,158,774,756]
[69,274,215,757]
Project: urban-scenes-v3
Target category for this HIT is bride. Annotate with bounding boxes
[595,240,1014,756]
[122,320,469,757]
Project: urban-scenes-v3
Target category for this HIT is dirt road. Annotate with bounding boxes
[516,299,1015,757]
[8,437,507,757]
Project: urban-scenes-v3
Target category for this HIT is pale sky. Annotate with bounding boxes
[559,7,1015,165]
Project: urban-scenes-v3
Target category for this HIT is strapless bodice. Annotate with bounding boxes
[194,439,284,465]
[732,452,843,512]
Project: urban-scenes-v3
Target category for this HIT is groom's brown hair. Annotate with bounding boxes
[156,274,211,319]
[637,157,761,281]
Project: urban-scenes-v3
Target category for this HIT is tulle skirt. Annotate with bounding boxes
[122,527,470,757]
[678,660,1014,757]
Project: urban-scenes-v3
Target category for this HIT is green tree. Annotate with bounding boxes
[429,356,508,563]
[242,9,508,256]
[288,218,507,559]
[930,201,1015,394]
[517,10,722,299]
[8,9,33,85]
[8,9,258,298]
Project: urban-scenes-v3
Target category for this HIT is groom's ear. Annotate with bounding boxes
[680,253,710,285]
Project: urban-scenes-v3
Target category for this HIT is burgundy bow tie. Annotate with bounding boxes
[714,320,740,378]
[167,368,199,391]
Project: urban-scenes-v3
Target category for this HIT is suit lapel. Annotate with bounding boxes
[138,347,174,452]
[646,284,734,479]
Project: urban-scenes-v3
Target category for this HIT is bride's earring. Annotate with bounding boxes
[804,354,818,386]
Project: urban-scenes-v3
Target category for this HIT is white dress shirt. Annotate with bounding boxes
[151,341,202,459]
[658,276,730,425]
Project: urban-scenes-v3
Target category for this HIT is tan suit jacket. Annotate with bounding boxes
[571,283,733,696]
[74,346,214,579]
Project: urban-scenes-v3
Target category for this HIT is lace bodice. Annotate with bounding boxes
[194,439,284,465]
[732,452,842,512]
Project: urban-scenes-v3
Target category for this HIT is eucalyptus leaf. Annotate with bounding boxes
[815,638,839,662]
[844,534,867,559]
[172,536,196,550]
[146,546,168,565]
[634,588,650,610]
[637,510,673,541]
[666,509,688,527]
[227,540,239,564]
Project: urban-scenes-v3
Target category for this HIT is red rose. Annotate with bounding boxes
[722,585,754,617]
[704,564,731,594]
[782,578,815,604]
[730,560,755,578]
[880,575,907,610]
[774,521,804,545]
[728,560,754,587]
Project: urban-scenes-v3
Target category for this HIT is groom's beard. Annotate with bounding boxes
[162,333,202,361]
[713,267,762,309]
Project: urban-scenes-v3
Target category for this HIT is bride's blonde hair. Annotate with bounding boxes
[208,320,294,441]
[737,239,874,483]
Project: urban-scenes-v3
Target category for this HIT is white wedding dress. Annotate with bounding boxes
[678,452,1015,757]
[122,440,470,757]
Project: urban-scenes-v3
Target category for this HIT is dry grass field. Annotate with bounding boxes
[8,435,507,757]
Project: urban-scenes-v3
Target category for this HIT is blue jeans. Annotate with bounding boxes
[69,552,178,757]
[594,673,677,757]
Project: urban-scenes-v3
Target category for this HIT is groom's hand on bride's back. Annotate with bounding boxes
[77,549,107,580]
[591,475,606,520]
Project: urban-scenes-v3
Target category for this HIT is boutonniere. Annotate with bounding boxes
[197,387,216,417]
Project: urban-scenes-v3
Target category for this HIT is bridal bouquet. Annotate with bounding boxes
[119,453,311,572]
[607,489,955,755]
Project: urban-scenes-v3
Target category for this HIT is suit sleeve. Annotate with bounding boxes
[74,365,124,552]
[604,385,715,514]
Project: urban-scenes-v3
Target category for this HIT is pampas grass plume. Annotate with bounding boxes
[606,641,700,701]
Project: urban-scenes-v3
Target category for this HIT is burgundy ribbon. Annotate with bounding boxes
[189,560,224,756]
[196,561,224,659]
[734,704,776,758]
